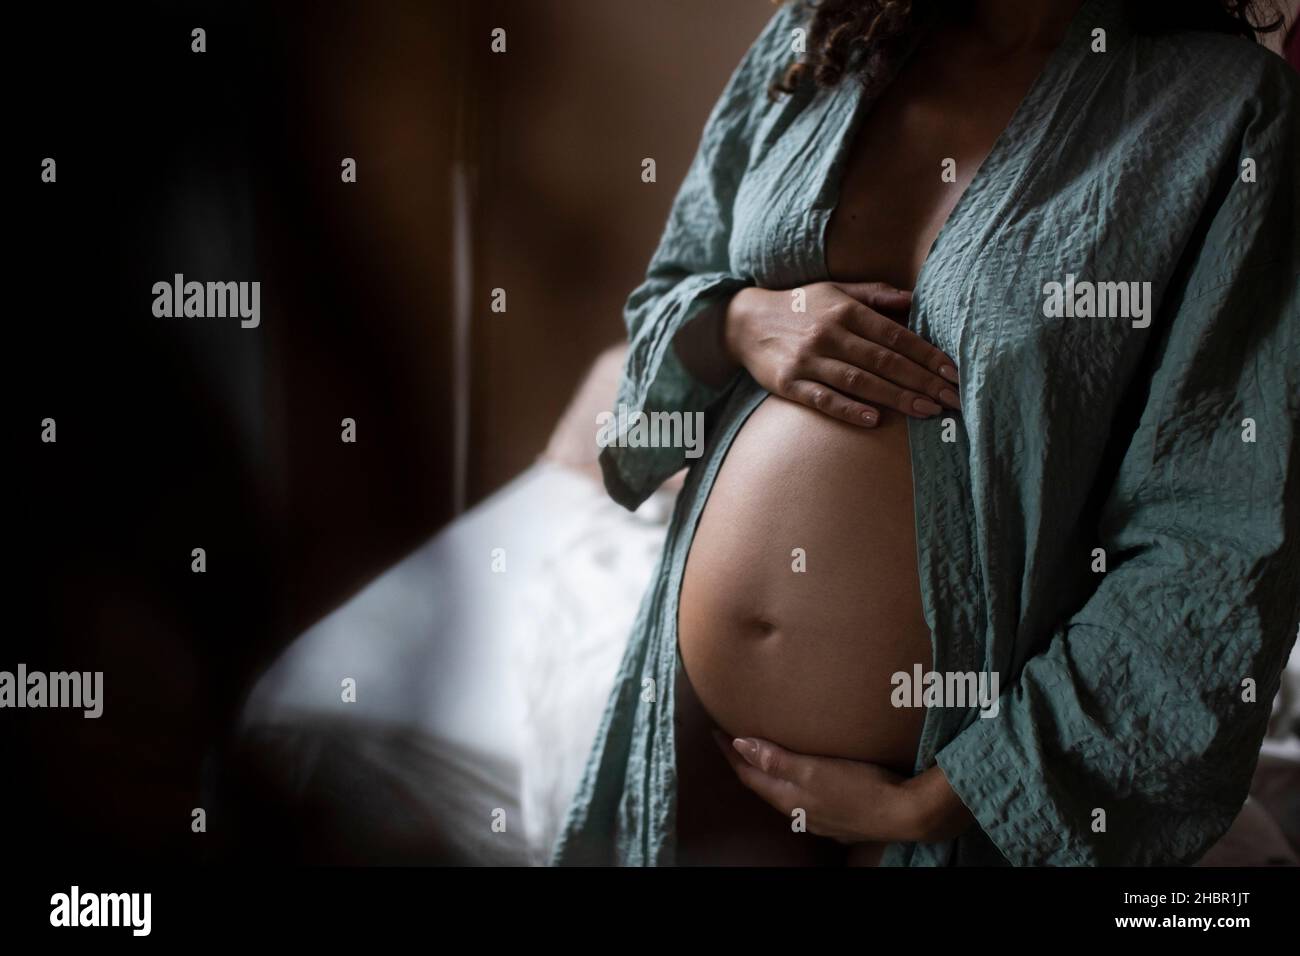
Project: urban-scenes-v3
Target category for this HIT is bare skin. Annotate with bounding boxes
[673,0,1084,864]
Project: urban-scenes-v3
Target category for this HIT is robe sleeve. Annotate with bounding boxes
[598,4,797,511]
[936,67,1300,866]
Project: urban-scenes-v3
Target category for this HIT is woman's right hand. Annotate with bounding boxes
[723,282,961,427]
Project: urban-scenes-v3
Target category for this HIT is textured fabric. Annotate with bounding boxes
[554,0,1300,866]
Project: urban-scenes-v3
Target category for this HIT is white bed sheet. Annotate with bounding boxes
[241,460,670,862]
[244,462,609,763]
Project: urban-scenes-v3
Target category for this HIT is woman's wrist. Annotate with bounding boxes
[673,294,743,390]
[721,285,758,366]
[899,765,977,842]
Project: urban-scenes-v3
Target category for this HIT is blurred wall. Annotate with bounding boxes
[253,0,459,636]
[466,0,774,498]
[11,0,776,863]
[258,0,776,629]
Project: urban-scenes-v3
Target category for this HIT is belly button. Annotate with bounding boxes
[750,618,778,637]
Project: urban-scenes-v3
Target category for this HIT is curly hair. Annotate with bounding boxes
[771,0,1286,97]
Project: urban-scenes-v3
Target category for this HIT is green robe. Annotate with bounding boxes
[553,0,1300,866]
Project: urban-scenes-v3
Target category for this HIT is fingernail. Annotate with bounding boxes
[912,397,942,416]
[939,364,959,384]
[733,738,759,762]
[939,388,960,408]
[861,409,878,426]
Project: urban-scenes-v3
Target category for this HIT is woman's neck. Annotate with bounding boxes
[961,0,1086,54]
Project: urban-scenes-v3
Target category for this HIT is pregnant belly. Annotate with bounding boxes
[677,394,932,770]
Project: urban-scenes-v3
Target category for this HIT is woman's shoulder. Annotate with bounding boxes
[1130,28,1299,121]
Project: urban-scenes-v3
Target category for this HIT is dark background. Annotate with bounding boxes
[9,0,770,862]
[7,0,1300,869]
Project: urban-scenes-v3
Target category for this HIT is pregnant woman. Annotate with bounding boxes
[555,0,1299,866]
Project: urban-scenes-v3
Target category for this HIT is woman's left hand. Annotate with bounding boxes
[714,731,976,844]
